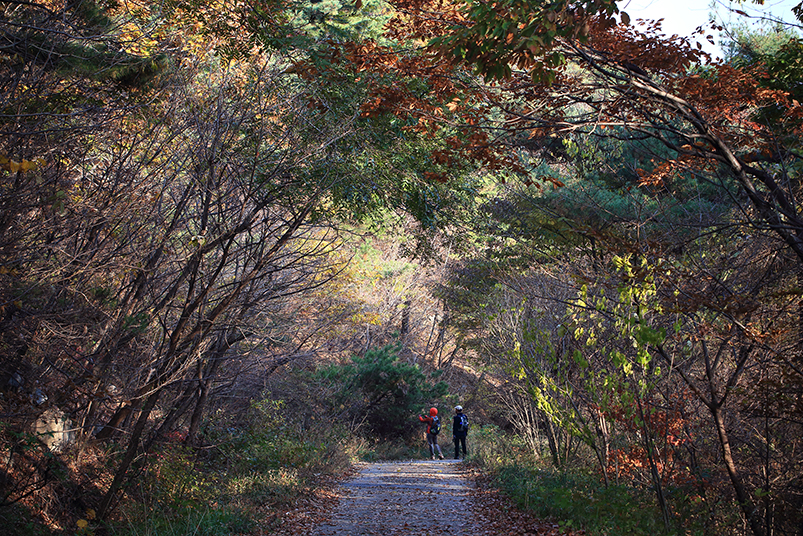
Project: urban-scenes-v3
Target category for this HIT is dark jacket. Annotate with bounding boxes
[453,412,468,437]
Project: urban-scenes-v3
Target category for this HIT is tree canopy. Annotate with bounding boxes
[2,0,803,535]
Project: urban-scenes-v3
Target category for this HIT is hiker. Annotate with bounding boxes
[419,407,444,460]
[452,405,469,459]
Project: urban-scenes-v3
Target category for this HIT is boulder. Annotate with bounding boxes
[33,407,75,452]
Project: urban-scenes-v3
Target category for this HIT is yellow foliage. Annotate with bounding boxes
[0,154,45,173]
[350,312,382,325]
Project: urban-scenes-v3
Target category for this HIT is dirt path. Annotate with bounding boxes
[309,459,473,536]
[268,460,581,536]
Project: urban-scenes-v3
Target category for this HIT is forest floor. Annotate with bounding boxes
[266,459,585,536]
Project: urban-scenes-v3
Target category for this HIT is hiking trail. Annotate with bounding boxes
[311,460,470,535]
[270,459,579,536]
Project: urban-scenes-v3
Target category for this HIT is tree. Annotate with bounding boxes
[1,0,487,521]
[325,0,802,267]
[384,6,803,532]
[317,343,449,438]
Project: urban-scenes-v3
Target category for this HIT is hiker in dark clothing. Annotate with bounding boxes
[452,405,469,459]
[419,407,444,460]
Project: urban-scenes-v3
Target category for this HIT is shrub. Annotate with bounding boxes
[316,344,449,439]
[469,425,679,535]
[110,395,357,535]
[117,505,254,536]
[495,466,670,536]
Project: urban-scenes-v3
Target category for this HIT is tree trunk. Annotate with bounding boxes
[147,386,197,449]
[545,418,561,468]
[94,402,133,441]
[185,355,224,445]
[97,389,161,519]
[591,408,610,487]
[712,404,766,536]
[636,394,671,531]
[798,265,803,364]
[434,314,449,368]
[401,299,411,336]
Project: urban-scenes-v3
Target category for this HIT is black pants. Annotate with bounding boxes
[453,435,466,458]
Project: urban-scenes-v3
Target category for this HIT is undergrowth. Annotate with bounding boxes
[469,425,734,536]
[106,400,359,536]
[357,439,420,461]
[356,435,458,462]
[118,505,254,536]
[494,465,669,535]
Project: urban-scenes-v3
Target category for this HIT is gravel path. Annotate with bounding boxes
[309,460,474,536]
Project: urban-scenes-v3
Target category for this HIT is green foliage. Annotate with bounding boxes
[544,135,736,245]
[238,399,342,472]
[282,0,393,41]
[430,0,622,81]
[356,439,421,461]
[1,0,168,88]
[216,416,352,506]
[723,21,800,67]
[113,441,256,536]
[0,424,64,508]
[753,37,803,134]
[227,468,308,505]
[467,424,511,466]
[469,426,726,536]
[571,255,668,383]
[0,504,51,536]
[142,444,212,509]
[495,465,673,536]
[273,44,482,235]
[722,21,803,139]
[112,396,358,534]
[317,344,449,438]
[116,505,254,536]
[762,37,803,96]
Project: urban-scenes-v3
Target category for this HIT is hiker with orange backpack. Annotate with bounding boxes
[419,407,444,460]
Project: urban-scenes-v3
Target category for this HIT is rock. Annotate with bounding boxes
[33,407,75,452]
[31,387,47,405]
[7,371,24,389]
